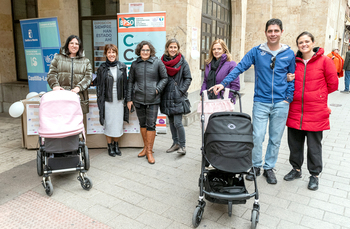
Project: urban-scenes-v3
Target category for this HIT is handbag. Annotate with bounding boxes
[197,88,234,129]
[182,98,191,114]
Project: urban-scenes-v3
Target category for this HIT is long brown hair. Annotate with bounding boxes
[205,39,232,64]
[164,38,181,56]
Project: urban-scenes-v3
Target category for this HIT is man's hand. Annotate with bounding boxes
[283,100,289,104]
[209,84,224,95]
[287,73,295,82]
[71,87,80,93]
[127,101,133,111]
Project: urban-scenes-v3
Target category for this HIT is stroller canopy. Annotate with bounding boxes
[204,112,253,173]
[38,90,84,138]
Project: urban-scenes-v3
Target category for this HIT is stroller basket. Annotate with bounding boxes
[204,112,253,173]
[204,170,248,205]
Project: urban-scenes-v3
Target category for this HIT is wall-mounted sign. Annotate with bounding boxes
[129,3,144,13]
[93,20,118,72]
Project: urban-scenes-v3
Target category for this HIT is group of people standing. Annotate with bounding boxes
[47,17,340,191]
[47,35,193,165]
[211,18,339,191]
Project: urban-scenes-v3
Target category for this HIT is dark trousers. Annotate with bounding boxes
[287,127,323,176]
[135,103,159,131]
[168,114,186,147]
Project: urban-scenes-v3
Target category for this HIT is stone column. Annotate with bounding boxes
[0,0,16,84]
[37,0,79,46]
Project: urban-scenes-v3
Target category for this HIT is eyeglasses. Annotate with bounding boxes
[141,49,150,53]
[270,56,276,70]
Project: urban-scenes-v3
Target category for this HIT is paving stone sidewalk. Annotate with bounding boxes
[0,81,349,229]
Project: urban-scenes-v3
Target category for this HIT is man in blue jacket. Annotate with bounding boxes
[210,18,295,184]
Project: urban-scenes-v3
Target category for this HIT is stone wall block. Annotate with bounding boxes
[287,0,302,6]
[0,14,12,31]
[0,0,11,15]
[288,6,301,15]
[2,82,28,102]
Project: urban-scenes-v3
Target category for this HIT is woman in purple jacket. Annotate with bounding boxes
[200,39,240,101]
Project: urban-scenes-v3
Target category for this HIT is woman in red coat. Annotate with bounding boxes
[283,32,338,191]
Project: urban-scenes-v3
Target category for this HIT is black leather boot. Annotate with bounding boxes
[114,141,122,156]
[108,143,116,157]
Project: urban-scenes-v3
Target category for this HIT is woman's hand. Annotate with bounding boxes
[209,84,224,95]
[71,87,80,93]
[127,101,133,111]
[287,73,295,82]
[53,86,64,91]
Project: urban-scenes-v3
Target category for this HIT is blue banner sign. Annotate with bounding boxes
[20,17,61,92]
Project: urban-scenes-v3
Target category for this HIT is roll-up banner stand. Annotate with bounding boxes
[117,11,167,133]
[20,17,61,93]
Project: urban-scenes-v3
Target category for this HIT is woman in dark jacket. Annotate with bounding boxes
[47,35,92,114]
[126,41,168,164]
[95,44,127,157]
[160,39,192,155]
[284,32,338,191]
[200,39,240,101]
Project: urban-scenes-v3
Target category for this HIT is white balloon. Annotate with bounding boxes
[9,101,24,118]
[26,92,39,99]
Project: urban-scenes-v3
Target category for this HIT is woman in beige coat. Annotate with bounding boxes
[47,35,92,114]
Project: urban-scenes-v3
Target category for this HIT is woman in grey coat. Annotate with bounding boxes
[126,41,168,164]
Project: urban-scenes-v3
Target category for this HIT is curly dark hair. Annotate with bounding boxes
[135,41,156,57]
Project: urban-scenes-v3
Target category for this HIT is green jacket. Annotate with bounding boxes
[344,51,350,71]
[47,49,92,113]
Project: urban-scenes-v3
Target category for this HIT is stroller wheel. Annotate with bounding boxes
[44,181,53,196]
[37,150,43,176]
[83,145,90,170]
[192,206,204,228]
[228,201,232,217]
[251,209,259,229]
[80,176,93,191]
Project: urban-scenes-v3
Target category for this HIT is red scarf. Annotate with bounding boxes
[161,53,182,76]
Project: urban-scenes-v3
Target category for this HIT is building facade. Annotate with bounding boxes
[0,0,349,113]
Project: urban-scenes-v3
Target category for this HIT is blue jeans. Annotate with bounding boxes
[252,101,290,170]
[168,114,185,147]
[345,71,350,91]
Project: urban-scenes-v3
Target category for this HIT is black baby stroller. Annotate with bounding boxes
[36,90,92,196]
[192,90,260,228]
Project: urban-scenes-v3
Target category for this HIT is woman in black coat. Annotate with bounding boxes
[160,39,192,155]
[95,44,127,157]
[126,41,168,164]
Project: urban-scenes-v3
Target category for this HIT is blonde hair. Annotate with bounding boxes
[205,39,232,64]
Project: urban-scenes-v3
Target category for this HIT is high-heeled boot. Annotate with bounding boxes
[108,143,116,157]
[138,128,148,157]
[113,141,122,156]
[138,128,154,157]
[146,131,156,164]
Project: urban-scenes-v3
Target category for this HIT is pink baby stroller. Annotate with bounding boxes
[37,90,92,196]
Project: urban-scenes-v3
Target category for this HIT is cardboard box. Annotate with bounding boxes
[86,95,144,148]
[20,94,159,149]
[86,132,144,148]
[21,99,40,149]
